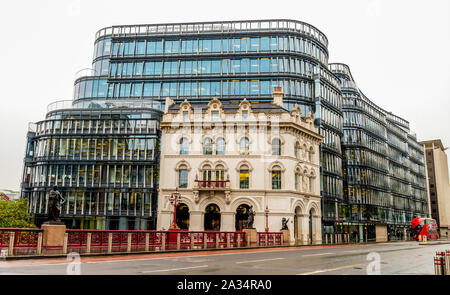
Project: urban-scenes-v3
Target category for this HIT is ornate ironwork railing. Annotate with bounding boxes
[0,228,285,257]
[0,228,43,256]
[257,232,283,247]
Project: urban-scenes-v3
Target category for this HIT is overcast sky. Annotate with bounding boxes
[0,0,449,190]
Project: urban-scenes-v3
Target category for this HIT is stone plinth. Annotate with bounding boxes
[243,228,257,247]
[281,230,290,245]
[41,224,66,247]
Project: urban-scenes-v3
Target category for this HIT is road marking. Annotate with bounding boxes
[236,258,285,264]
[297,264,363,275]
[141,265,209,273]
[303,253,333,257]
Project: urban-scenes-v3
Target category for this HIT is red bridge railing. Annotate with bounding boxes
[0,228,43,256]
[0,228,284,257]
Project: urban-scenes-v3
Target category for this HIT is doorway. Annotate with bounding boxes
[176,203,190,230]
[204,203,221,230]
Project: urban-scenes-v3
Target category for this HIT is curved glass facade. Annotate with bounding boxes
[330,63,428,241]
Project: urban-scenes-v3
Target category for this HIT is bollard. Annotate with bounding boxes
[215,233,219,249]
[145,233,150,252]
[86,233,92,254]
[446,250,450,275]
[127,233,132,253]
[435,251,446,275]
[190,234,195,250]
[37,232,43,255]
[8,232,15,257]
[161,233,166,251]
[203,233,207,249]
[108,233,113,254]
[62,233,68,255]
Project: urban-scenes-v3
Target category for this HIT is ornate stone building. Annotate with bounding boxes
[157,89,323,244]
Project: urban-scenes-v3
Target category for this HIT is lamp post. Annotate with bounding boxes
[265,205,270,232]
[169,187,182,229]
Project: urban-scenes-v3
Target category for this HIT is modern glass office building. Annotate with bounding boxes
[329,63,428,241]
[21,101,161,229]
[21,20,427,233]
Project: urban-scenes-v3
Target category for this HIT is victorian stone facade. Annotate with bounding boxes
[156,89,323,245]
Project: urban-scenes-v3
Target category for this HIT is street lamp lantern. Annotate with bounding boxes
[265,205,270,232]
[169,187,182,229]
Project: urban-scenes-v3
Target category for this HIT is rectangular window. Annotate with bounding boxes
[136,41,145,55]
[260,58,270,72]
[261,37,270,51]
[250,59,259,73]
[133,62,143,76]
[212,39,221,52]
[211,60,221,74]
[211,111,219,122]
[272,171,281,189]
[179,170,188,188]
[242,110,248,121]
[250,38,259,51]
[240,170,249,189]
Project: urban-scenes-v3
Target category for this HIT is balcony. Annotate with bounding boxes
[194,180,230,191]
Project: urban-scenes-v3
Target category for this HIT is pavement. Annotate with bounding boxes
[0,241,448,275]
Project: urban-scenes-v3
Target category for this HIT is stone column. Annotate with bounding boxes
[300,214,309,245]
[189,211,203,231]
[221,212,234,232]
[313,215,322,245]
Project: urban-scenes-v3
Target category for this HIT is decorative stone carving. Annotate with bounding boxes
[225,191,231,204]
[193,191,199,204]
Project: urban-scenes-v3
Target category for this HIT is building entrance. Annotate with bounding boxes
[176,203,190,230]
[204,203,221,230]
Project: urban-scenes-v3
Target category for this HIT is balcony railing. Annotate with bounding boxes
[194,180,230,190]
[95,19,329,48]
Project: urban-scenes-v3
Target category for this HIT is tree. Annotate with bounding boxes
[0,199,36,228]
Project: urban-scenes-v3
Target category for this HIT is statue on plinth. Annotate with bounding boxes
[246,205,255,229]
[45,186,65,225]
[281,217,290,230]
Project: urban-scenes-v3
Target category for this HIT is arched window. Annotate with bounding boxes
[240,137,249,155]
[271,165,281,190]
[216,137,225,155]
[178,165,188,188]
[295,172,300,191]
[215,164,225,181]
[272,138,281,156]
[202,164,212,181]
[180,137,189,155]
[203,138,213,155]
[239,164,250,189]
